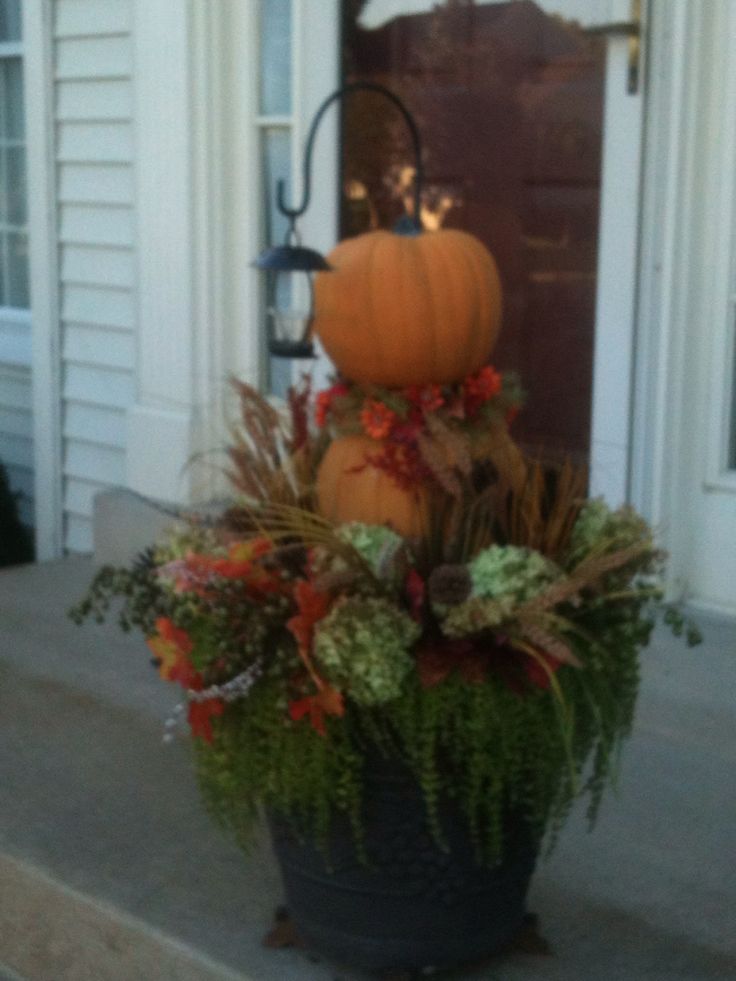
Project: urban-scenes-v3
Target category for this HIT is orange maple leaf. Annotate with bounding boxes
[287,580,332,686]
[147,617,197,688]
[289,686,344,736]
[187,697,225,743]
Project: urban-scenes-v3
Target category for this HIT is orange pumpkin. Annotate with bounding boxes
[313,229,502,387]
[316,435,427,538]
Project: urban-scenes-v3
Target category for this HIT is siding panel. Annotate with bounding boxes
[0,405,32,440]
[59,163,133,204]
[0,322,32,368]
[56,36,131,80]
[64,476,108,517]
[52,0,136,553]
[65,514,94,553]
[0,365,32,413]
[60,244,135,287]
[62,284,135,330]
[55,0,132,38]
[63,363,136,409]
[64,440,125,484]
[63,323,135,371]
[0,432,32,470]
[57,121,133,163]
[63,403,126,448]
[60,204,134,247]
[57,80,132,121]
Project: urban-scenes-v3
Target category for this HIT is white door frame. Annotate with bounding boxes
[589,0,646,505]
[629,0,693,573]
[293,0,340,393]
[631,0,736,611]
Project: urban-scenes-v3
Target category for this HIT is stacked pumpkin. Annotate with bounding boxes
[312,227,522,537]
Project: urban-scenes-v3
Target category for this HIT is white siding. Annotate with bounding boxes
[52,1,136,553]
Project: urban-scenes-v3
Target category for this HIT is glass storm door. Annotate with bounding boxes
[300,0,645,504]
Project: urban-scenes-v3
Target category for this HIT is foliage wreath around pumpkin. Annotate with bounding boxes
[71,373,700,866]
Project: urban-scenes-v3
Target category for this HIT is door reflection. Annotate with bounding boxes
[341,0,606,457]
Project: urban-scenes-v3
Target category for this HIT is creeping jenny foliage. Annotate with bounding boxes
[193,590,650,862]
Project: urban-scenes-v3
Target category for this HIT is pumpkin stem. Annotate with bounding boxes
[393,215,424,237]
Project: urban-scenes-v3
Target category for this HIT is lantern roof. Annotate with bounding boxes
[253,244,331,273]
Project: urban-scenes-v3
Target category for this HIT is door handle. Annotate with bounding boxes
[586,1,642,95]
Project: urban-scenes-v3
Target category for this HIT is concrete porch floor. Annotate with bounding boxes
[0,557,734,981]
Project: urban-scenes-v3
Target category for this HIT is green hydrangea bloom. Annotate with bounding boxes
[313,596,419,706]
[567,499,651,566]
[153,523,223,563]
[335,522,405,581]
[468,545,560,603]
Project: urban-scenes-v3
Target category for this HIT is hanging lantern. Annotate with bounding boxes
[254,82,424,361]
[253,242,331,359]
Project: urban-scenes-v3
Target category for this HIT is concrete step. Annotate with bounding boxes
[0,557,735,980]
[0,559,347,981]
[0,963,24,981]
[0,853,248,981]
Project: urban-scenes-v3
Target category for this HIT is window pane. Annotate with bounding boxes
[262,127,291,246]
[0,236,6,305]
[7,230,28,307]
[729,322,736,470]
[260,0,291,116]
[262,127,293,396]
[2,59,24,140]
[7,145,25,224]
[0,0,21,42]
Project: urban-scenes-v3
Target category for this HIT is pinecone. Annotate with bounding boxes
[428,564,472,607]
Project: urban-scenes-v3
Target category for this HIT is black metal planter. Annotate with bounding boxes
[268,758,538,974]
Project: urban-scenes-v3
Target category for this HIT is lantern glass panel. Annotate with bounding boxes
[267,269,313,350]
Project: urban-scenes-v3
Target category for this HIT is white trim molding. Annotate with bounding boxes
[588,0,646,505]
[129,0,232,504]
[23,0,63,559]
[292,0,340,393]
[630,0,736,606]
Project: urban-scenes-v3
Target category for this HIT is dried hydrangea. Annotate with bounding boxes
[468,545,560,604]
[567,499,651,566]
[153,523,225,564]
[335,522,406,581]
[313,596,419,705]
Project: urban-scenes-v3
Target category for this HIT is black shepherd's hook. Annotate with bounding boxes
[276,81,425,235]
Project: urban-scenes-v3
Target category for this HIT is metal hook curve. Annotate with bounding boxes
[277,82,424,233]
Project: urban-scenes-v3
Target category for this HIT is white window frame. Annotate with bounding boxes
[253,0,339,396]
[0,34,31,367]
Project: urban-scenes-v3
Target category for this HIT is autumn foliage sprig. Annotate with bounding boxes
[314,367,523,490]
